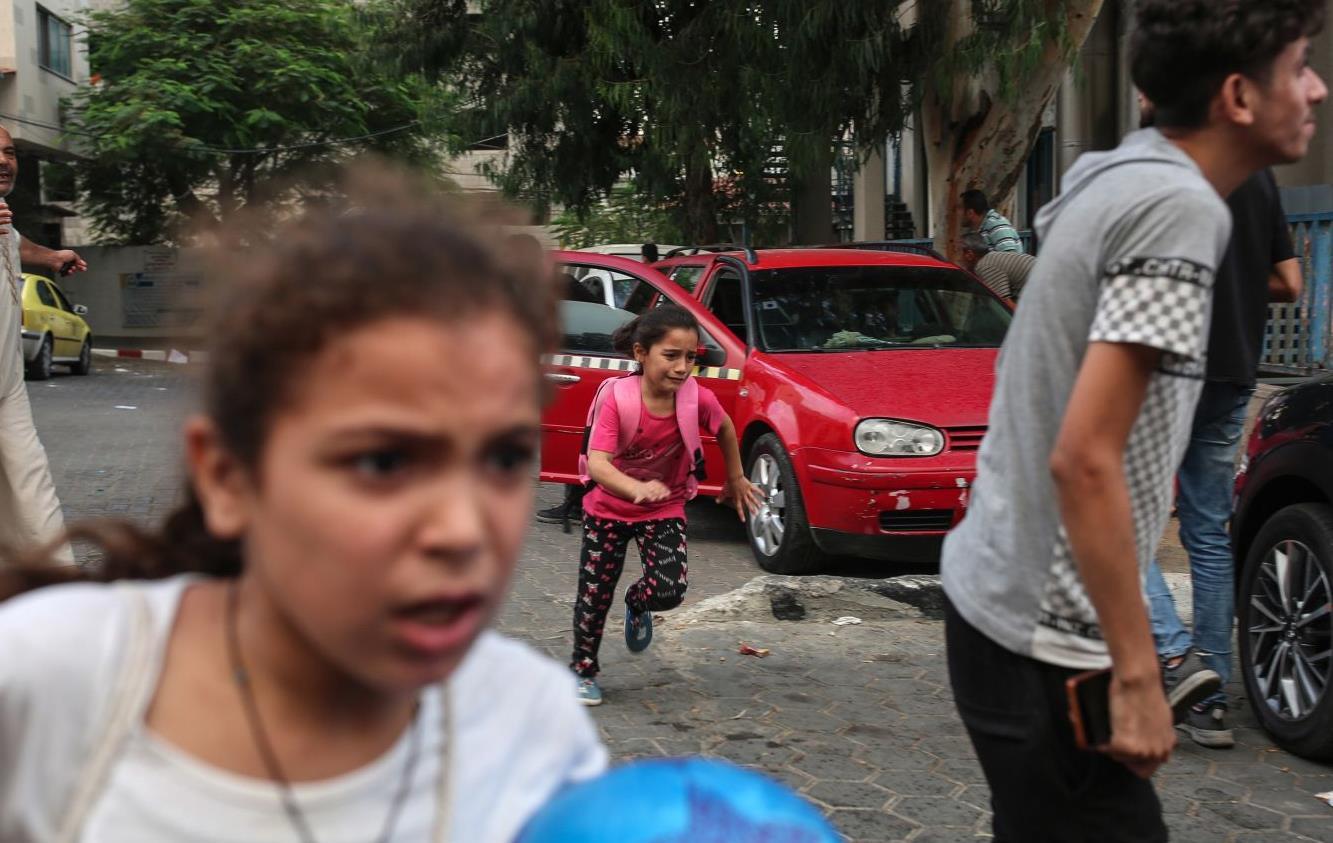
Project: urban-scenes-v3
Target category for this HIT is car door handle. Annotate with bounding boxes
[544,373,581,385]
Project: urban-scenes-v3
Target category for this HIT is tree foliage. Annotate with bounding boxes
[397,0,1105,248]
[68,0,451,244]
[549,184,683,249]
[396,0,921,243]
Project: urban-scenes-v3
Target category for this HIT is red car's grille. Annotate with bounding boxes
[947,426,987,451]
[879,510,955,532]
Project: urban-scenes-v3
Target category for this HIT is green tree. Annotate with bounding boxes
[398,0,1105,249]
[549,184,684,249]
[68,0,450,244]
[396,0,917,243]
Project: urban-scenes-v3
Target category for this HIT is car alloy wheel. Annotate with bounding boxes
[744,433,824,575]
[748,453,787,556]
[1248,538,1332,722]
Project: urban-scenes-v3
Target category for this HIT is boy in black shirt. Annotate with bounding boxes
[1144,165,1302,748]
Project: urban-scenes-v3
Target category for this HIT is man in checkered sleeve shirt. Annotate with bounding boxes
[939,1,1327,839]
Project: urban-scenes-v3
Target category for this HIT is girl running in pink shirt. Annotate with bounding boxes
[571,305,761,705]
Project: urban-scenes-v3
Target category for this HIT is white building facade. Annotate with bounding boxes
[0,0,92,247]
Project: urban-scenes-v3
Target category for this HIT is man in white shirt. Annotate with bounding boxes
[0,125,87,565]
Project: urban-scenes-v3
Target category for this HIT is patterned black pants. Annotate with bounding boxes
[571,515,688,678]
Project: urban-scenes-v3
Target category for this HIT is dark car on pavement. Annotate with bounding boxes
[1231,375,1333,761]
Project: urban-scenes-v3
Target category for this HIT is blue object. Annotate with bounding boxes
[518,758,840,843]
[625,604,653,653]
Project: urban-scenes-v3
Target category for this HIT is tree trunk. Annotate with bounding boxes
[923,0,1105,260]
[166,171,216,236]
[216,163,239,226]
[680,147,719,244]
[791,146,834,246]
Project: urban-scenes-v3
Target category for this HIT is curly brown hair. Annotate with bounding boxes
[1131,0,1326,129]
[0,171,558,599]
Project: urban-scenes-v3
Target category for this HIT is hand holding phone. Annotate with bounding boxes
[1105,674,1176,779]
[1066,668,1113,749]
[1068,667,1175,779]
[53,251,87,276]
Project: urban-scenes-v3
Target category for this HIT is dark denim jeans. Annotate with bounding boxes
[946,600,1168,842]
[1145,381,1253,705]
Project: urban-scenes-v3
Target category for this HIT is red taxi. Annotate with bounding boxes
[544,247,1010,573]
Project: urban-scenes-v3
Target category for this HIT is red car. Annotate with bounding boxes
[544,247,1011,573]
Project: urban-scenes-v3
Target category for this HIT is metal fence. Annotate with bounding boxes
[1263,212,1332,374]
[890,212,1333,374]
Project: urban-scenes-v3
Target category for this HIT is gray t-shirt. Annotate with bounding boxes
[941,129,1232,670]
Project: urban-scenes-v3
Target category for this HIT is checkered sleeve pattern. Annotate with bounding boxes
[1039,373,1197,645]
[1088,258,1213,361]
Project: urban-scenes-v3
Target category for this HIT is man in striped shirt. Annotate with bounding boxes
[960,233,1036,300]
[961,189,1025,253]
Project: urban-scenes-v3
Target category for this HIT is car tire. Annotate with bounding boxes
[25,335,52,381]
[1237,502,1333,761]
[71,338,92,376]
[745,433,826,575]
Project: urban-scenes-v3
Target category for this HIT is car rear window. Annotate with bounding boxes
[749,266,1011,352]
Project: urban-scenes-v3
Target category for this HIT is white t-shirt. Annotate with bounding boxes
[0,576,607,842]
[0,227,24,392]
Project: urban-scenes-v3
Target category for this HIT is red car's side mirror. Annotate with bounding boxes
[697,345,727,367]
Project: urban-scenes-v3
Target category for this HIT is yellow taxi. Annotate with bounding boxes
[20,273,93,380]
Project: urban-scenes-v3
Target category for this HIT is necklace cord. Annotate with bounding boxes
[224,581,423,843]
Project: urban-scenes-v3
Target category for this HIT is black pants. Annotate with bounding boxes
[945,599,1168,842]
[570,515,688,678]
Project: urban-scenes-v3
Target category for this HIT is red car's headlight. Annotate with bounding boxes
[854,419,945,457]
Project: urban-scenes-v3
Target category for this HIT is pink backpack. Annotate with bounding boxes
[577,374,706,500]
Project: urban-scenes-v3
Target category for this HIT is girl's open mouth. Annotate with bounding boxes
[390,595,486,659]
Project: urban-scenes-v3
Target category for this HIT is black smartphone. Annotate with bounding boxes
[58,260,77,276]
[1066,668,1112,750]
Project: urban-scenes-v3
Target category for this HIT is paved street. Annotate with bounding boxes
[29,360,1333,842]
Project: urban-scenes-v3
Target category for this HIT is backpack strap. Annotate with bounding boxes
[610,375,643,449]
[675,377,706,499]
[577,375,641,488]
[56,585,158,843]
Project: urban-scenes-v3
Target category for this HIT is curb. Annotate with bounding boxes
[671,571,1196,627]
[93,348,208,364]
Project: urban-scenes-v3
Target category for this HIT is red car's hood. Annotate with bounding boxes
[768,348,998,428]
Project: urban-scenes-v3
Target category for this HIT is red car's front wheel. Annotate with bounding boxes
[745,433,825,575]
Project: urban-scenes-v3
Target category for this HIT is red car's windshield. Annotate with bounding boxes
[747,266,1012,352]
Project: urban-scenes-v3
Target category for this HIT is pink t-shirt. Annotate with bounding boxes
[582,379,727,523]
